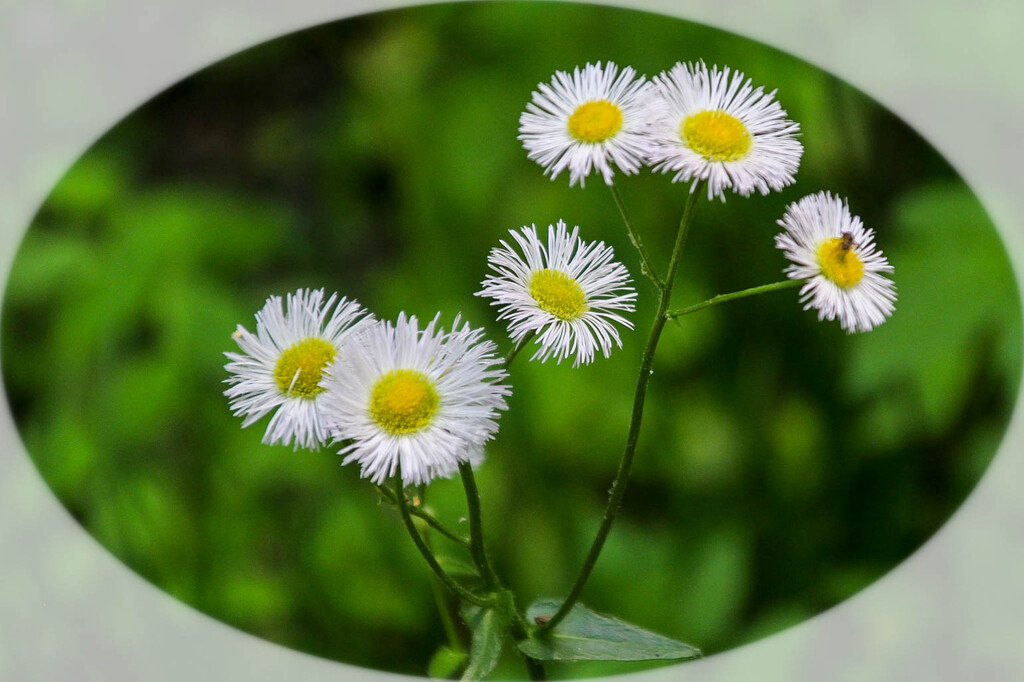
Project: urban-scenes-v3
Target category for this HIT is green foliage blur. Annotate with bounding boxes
[3,2,1020,678]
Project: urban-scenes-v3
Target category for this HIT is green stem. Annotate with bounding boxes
[505,330,536,368]
[537,181,705,635]
[520,648,547,680]
[415,485,466,657]
[421,512,466,654]
[497,592,547,680]
[458,461,499,589]
[666,279,803,319]
[666,184,703,285]
[428,573,464,653]
[458,463,546,679]
[376,484,470,548]
[609,183,665,291]
[393,471,493,607]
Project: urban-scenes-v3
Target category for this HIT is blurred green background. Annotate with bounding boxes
[2,1,1020,678]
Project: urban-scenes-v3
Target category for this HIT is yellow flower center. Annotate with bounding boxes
[529,268,588,321]
[274,337,336,398]
[568,100,623,143]
[817,236,865,287]
[370,369,440,435]
[681,110,752,162]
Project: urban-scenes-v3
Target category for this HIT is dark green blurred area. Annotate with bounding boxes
[3,2,1021,678]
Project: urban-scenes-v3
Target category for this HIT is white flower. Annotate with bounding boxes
[646,61,802,201]
[476,220,636,367]
[224,289,373,449]
[775,191,897,333]
[321,313,510,486]
[518,61,658,188]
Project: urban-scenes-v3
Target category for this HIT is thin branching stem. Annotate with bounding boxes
[428,573,464,653]
[418,485,465,653]
[376,484,471,548]
[421,515,467,654]
[537,181,705,635]
[609,183,665,291]
[458,461,499,589]
[393,470,492,607]
[666,279,803,319]
[458,462,547,679]
[505,330,537,368]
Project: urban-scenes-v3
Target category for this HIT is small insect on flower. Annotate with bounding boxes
[321,313,510,486]
[775,192,897,333]
[518,61,660,187]
[477,220,636,367]
[224,289,373,449]
[645,61,803,201]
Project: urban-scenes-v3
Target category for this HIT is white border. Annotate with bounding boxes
[2,1,1022,680]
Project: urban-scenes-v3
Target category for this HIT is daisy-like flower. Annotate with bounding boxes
[476,220,636,367]
[518,61,658,188]
[224,289,373,449]
[646,61,802,201]
[775,191,897,333]
[321,313,510,486]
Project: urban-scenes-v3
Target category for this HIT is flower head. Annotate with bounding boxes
[224,289,373,449]
[477,220,636,367]
[775,191,897,333]
[321,313,510,486]
[646,61,802,201]
[518,62,658,187]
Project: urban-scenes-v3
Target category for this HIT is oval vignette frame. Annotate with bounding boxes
[2,1,1024,679]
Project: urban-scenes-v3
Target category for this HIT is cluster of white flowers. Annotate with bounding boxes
[225,58,900,486]
[225,290,510,485]
[519,60,896,333]
[519,60,801,200]
[225,219,640,484]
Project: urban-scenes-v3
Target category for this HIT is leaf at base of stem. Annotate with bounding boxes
[461,604,509,680]
[517,600,701,662]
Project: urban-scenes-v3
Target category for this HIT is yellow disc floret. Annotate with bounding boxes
[568,100,624,143]
[370,369,440,435]
[274,337,336,398]
[529,268,588,321]
[681,110,752,162]
[817,237,865,288]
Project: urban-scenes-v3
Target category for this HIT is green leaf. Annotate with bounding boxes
[517,600,701,662]
[428,646,468,679]
[460,605,507,680]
